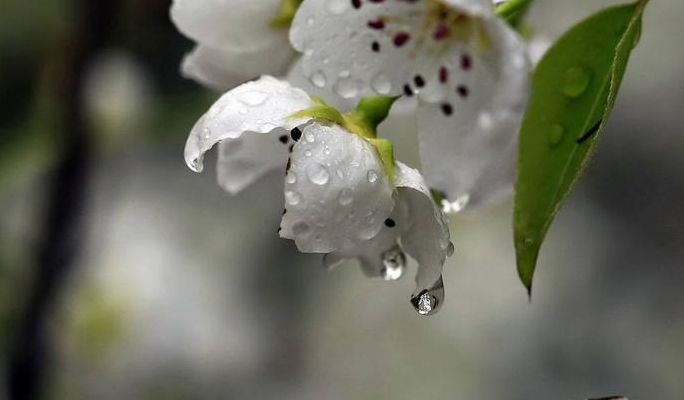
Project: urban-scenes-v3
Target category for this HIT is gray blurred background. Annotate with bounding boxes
[1,0,683,399]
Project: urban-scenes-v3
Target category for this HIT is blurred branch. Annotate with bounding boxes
[7,0,116,399]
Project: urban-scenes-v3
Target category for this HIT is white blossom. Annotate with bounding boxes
[170,0,296,90]
[184,76,452,313]
[290,0,530,211]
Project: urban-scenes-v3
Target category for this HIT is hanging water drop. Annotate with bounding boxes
[548,124,565,148]
[381,247,406,281]
[410,276,444,316]
[562,66,592,98]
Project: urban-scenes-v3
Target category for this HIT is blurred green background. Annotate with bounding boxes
[1,0,683,399]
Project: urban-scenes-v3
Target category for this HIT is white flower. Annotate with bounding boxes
[289,0,530,211]
[170,0,297,90]
[185,76,452,314]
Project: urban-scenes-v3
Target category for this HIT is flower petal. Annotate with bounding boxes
[394,162,451,302]
[215,131,292,194]
[279,123,394,253]
[324,194,411,278]
[290,0,498,101]
[181,40,295,90]
[416,16,530,210]
[184,76,315,173]
[171,0,284,52]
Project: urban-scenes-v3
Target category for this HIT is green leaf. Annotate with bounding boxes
[513,0,648,294]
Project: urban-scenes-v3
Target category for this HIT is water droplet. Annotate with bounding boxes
[202,127,212,139]
[446,242,455,257]
[305,131,316,142]
[562,66,592,98]
[240,91,268,106]
[477,112,494,131]
[306,17,314,25]
[307,163,330,185]
[367,170,378,184]
[338,70,350,78]
[238,108,248,115]
[410,276,444,316]
[381,247,406,281]
[310,71,327,88]
[337,188,354,205]
[441,194,470,214]
[336,169,345,179]
[292,221,310,236]
[548,124,565,148]
[371,73,392,94]
[286,172,297,184]
[285,190,301,205]
[304,149,312,157]
[328,0,347,14]
[333,77,359,99]
[323,253,345,270]
[324,145,331,155]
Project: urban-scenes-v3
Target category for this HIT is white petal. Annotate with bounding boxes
[171,0,284,52]
[416,16,530,211]
[182,41,295,90]
[325,194,411,278]
[279,124,394,253]
[290,0,498,101]
[184,76,315,173]
[285,58,354,111]
[394,162,451,301]
[216,130,292,194]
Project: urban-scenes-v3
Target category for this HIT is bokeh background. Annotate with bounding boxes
[1,0,683,399]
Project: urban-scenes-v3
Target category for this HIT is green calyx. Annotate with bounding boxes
[269,0,303,28]
[495,0,534,29]
[289,95,399,180]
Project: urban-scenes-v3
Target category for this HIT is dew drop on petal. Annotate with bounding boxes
[547,124,565,148]
[285,190,301,205]
[371,73,392,95]
[328,0,347,14]
[304,149,312,157]
[381,247,406,281]
[562,66,592,98]
[202,127,212,140]
[337,188,354,205]
[304,131,316,143]
[292,221,310,236]
[477,112,494,131]
[334,77,359,99]
[367,170,378,183]
[286,172,297,184]
[240,91,268,106]
[310,71,327,88]
[307,163,330,185]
